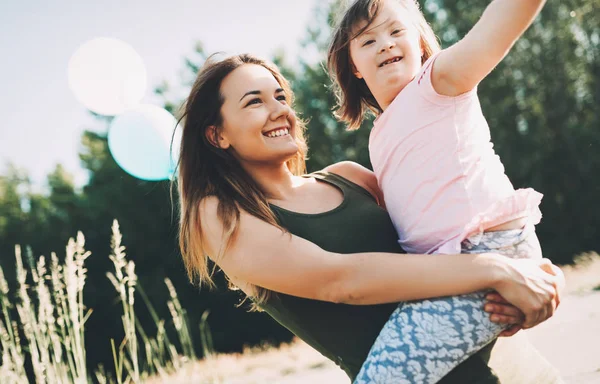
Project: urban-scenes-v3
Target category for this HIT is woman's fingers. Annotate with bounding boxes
[484,302,524,321]
[523,311,540,329]
[494,257,564,330]
[490,313,521,324]
[498,325,522,337]
[537,262,563,323]
[484,301,525,328]
[524,298,551,328]
[538,258,553,272]
[485,292,509,304]
[522,300,545,328]
[550,265,565,308]
[522,259,562,328]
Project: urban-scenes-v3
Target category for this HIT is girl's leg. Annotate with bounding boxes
[354,225,542,384]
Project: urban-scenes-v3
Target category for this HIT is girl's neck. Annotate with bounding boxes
[377,66,425,111]
[378,81,411,111]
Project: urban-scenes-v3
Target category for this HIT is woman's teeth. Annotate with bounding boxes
[265,128,289,138]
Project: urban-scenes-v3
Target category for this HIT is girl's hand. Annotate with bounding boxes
[484,292,524,337]
[492,257,564,329]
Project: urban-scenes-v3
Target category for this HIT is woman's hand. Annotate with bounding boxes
[484,292,524,337]
[491,257,565,329]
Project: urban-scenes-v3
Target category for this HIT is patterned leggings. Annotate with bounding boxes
[354,224,542,384]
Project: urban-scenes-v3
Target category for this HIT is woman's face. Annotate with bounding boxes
[214,64,299,168]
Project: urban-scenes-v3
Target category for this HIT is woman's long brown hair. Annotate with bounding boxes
[175,54,307,306]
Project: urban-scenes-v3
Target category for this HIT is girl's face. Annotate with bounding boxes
[349,0,423,110]
[213,64,299,168]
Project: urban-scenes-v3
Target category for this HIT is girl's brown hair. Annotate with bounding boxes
[175,53,307,306]
[327,0,441,130]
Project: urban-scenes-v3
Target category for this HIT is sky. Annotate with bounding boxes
[0,0,320,192]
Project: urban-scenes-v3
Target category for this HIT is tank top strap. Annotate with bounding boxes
[309,170,376,203]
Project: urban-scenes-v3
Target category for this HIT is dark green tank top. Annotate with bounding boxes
[260,171,499,382]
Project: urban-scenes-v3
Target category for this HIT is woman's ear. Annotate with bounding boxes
[206,126,230,149]
[351,62,363,79]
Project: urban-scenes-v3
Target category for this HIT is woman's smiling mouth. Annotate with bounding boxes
[263,127,290,138]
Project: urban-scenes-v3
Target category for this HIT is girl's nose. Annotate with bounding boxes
[378,40,395,53]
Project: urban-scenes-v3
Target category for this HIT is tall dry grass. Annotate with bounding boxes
[0,234,90,384]
[0,220,212,384]
[561,252,600,294]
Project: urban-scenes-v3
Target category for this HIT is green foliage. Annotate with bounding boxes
[0,0,598,376]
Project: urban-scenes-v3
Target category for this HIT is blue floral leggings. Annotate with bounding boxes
[354,224,542,384]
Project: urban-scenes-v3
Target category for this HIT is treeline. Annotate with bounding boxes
[0,0,598,373]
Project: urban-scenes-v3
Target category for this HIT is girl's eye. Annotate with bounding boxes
[362,39,375,47]
[276,95,287,102]
[392,29,402,35]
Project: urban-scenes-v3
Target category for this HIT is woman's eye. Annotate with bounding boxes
[246,98,261,106]
[276,95,287,102]
[392,29,402,35]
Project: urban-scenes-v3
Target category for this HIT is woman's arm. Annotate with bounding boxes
[320,162,560,330]
[434,0,546,96]
[200,196,562,328]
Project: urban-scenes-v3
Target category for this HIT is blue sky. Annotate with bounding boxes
[0,0,319,191]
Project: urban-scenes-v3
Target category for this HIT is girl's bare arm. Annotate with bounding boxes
[433,0,546,96]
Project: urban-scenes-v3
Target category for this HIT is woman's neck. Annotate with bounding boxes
[242,162,304,201]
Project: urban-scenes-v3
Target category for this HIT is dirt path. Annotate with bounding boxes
[525,290,600,383]
[274,290,600,384]
[148,261,600,384]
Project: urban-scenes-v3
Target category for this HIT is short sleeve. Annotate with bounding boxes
[415,51,478,105]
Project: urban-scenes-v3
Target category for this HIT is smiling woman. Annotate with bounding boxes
[176,54,307,306]
[210,64,299,162]
[174,53,563,383]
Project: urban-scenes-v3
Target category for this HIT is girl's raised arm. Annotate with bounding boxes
[433,0,546,96]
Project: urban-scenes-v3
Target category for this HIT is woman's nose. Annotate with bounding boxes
[269,99,290,120]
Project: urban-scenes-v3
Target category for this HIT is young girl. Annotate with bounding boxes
[328,0,549,382]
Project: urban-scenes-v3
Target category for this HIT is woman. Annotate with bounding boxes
[175,53,564,383]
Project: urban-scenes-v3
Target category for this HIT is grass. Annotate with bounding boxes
[0,236,90,384]
[0,220,209,384]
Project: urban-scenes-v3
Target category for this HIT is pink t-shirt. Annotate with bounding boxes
[369,53,543,254]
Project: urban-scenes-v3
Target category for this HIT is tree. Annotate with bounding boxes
[0,165,30,279]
